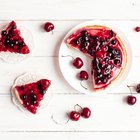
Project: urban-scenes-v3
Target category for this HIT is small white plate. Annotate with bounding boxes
[11,73,53,114]
[59,21,133,94]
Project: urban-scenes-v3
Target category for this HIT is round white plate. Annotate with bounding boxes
[59,21,133,94]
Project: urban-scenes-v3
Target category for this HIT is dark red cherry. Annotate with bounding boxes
[81,107,91,118]
[136,83,140,93]
[69,111,80,121]
[79,70,89,80]
[44,22,54,32]
[73,57,83,69]
[135,26,140,32]
[20,46,30,54]
[126,95,137,105]
[1,30,7,36]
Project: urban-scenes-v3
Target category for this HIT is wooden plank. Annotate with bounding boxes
[0,94,140,131]
[1,132,140,140]
[0,0,139,20]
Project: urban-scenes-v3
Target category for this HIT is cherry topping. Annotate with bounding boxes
[20,46,30,54]
[44,22,54,32]
[135,26,140,32]
[79,70,89,80]
[69,111,80,121]
[111,39,116,45]
[81,107,91,118]
[126,95,137,105]
[0,21,30,54]
[73,57,83,69]
[109,30,114,37]
[21,94,27,100]
[1,30,7,36]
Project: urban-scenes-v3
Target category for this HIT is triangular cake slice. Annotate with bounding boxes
[13,79,51,114]
[66,25,126,90]
[0,21,30,54]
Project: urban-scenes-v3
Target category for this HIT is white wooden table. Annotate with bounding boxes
[0,0,140,139]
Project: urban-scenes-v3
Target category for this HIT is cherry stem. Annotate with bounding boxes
[127,85,133,95]
[61,55,74,60]
[80,80,88,90]
[51,113,69,125]
[51,30,54,35]
[74,104,83,112]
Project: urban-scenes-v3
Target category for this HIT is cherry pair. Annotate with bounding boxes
[62,55,89,81]
[72,56,89,81]
[69,104,91,121]
[126,83,140,105]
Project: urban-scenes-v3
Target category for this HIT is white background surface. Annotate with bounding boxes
[0,0,140,139]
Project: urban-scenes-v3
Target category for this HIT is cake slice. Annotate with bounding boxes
[13,79,51,114]
[0,21,30,54]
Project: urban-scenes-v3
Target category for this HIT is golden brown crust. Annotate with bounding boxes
[12,87,23,105]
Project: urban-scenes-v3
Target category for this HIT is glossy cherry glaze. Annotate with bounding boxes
[15,79,51,114]
[0,21,30,54]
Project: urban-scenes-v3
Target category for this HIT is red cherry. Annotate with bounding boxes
[44,22,54,32]
[73,57,83,69]
[69,111,80,121]
[20,46,30,54]
[126,95,137,105]
[136,83,140,93]
[81,107,91,118]
[135,26,140,32]
[79,70,89,80]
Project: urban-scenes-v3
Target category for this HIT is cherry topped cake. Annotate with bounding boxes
[12,79,51,114]
[0,21,30,54]
[66,25,127,90]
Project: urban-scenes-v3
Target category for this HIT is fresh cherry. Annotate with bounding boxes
[62,55,84,69]
[136,83,140,93]
[79,70,89,80]
[126,85,137,105]
[73,57,83,69]
[69,111,80,121]
[81,107,91,118]
[44,22,54,32]
[74,104,91,119]
[126,95,137,105]
[135,26,140,32]
[127,84,140,93]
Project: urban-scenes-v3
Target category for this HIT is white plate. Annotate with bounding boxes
[59,21,133,95]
